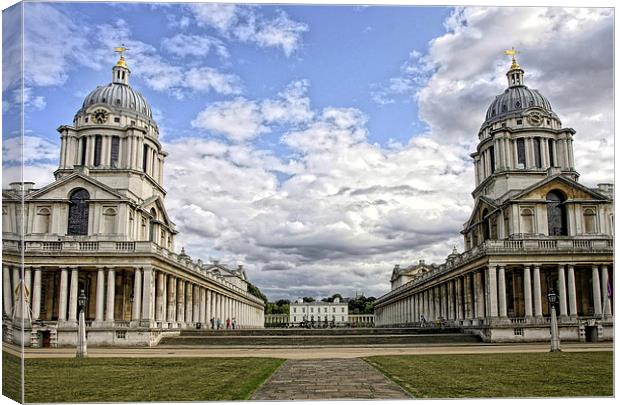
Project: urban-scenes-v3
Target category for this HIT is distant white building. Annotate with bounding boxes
[289,298,348,326]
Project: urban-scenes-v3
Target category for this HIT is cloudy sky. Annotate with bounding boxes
[2,2,614,300]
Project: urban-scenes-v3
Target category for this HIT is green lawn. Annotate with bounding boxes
[3,352,283,402]
[2,351,23,403]
[366,351,614,398]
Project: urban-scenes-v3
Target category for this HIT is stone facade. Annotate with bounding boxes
[2,53,265,347]
[374,55,614,343]
[289,299,349,326]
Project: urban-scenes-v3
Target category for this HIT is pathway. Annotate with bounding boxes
[251,358,410,400]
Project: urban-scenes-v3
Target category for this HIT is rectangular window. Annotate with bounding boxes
[80,138,87,165]
[293,308,296,313]
[142,144,149,172]
[548,139,555,167]
[489,146,495,174]
[93,135,102,166]
[533,138,542,168]
[516,119,522,125]
[341,307,344,313]
[517,138,526,167]
[110,136,120,168]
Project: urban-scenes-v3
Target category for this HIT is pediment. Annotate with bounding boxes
[138,195,175,228]
[463,196,499,230]
[25,173,126,201]
[511,175,610,202]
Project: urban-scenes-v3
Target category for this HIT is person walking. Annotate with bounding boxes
[232,317,237,329]
[226,317,231,329]
[210,317,215,329]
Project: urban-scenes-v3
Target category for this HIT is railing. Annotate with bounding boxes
[3,237,265,306]
[376,236,613,305]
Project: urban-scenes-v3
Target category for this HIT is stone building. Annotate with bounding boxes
[374,53,614,342]
[289,298,349,326]
[2,51,265,347]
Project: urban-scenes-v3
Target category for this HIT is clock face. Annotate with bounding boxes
[527,111,543,126]
[92,109,108,124]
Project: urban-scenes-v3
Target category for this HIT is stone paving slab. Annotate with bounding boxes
[251,358,411,400]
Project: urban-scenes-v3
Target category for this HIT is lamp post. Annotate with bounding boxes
[77,289,88,358]
[547,289,561,352]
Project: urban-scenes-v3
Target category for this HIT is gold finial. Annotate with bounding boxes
[114,44,129,68]
[503,47,520,69]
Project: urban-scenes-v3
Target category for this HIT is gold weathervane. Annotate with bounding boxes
[114,45,129,68]
[503,47,520,70]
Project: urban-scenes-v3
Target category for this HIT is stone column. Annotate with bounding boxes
[446,282,453,320]
[58,268,69,321]
[567,265,578,317]
[199,288,206,324]
[485,265,498,318]
[176,279,185,324]
[132,267,142,322]
[31,268,42,320]
[167,275,176,324]
[68,268,79,322]
[557,265,568,317]
[105,268,116,322]
[12,266,19,308]
[601,265,612,316]
[206,290,212,322]
[96,268,105,322]
[592,265,602,316]
[2,265,12,316]
[193,285,200,323]
[185,282,193,323]
[497,266,507,318]
[532,265,542,318]
[464,275,473,319]
[523,266,533,318]
[155,271,165,322]
[141,266,155,323]
[455,278,462,320]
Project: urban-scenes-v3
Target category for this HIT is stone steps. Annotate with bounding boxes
[179,327,462,337]
[160,332,480,346]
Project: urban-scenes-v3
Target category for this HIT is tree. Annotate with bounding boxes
[247,282,268,305]
[302,297,315,303]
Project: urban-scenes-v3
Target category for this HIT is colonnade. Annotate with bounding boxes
[2,265,265,329]
[375,263,613,326]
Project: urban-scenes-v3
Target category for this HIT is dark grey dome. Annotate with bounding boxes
[484,85,553,123]
[81,82,152,119]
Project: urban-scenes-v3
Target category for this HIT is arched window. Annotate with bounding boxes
[583,208,597,234]
[547,191,568,236]
[481,209,491,241]
[67,188,90,235]
[521,208,534,234]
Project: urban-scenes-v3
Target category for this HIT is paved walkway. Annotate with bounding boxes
[251,358,411,400]
[5,342,612,359]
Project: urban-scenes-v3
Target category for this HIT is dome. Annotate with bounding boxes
[81,82,153,120]
[484,86,553,123]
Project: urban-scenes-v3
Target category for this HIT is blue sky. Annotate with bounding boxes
[2,3,614,300]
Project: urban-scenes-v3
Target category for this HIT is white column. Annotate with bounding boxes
[532,265,542,318]
[601,265,612,316]
[486,265,498,318]
[2,265,12,316]
[557,265,567,317]
[475,271,485,318]
[567,265,578,316]
[498,266,507,318]
[177,279,185,324]
[141,266,155,323]
[31,268,42,320]
[167,275,176,323]
[155,272,165,321]
[68,268,79,322]
[193,285,200,323]
[96,268,105,322]
[592,265,602,316]
[523,266,533,318]
[105,268,115,322]
[132,267,142,321]
[58,268,69,321]
[185,282,193,323]
[199,288,206,324]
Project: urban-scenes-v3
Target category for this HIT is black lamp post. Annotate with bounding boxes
[77,289,88,358]
[547,289,561,352]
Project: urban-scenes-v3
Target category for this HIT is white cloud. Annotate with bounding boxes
[162,34,229,59]
[189,5,308,57]
[184,67,242,95]
[191,80,314,143]
[2,135,59,163]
